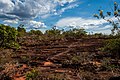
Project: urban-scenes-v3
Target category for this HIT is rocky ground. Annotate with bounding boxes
[0,37,120,80]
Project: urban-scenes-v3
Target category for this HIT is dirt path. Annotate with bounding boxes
[47,42,78,60]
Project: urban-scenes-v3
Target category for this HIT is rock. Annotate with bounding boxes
[43,62,54,67]
[91,61,102,67]
[13,76,25,80]
[22,64,27,69]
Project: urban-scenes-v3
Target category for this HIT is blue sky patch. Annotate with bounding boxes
[0,0,119,34]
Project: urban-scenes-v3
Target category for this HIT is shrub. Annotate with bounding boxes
[17,24,26,37]
[29,30,43,35]
[26,69,39,80]
[0,73,12,80]
[62,28,87,39]
[101,58,119,71]
[102,38,120,58]
[45,27,61,40]
[0,24,19,49]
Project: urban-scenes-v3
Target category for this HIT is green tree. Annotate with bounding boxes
[62,28,87,39]
[0,24,19,48]
[73,28,87,38]
[17,24,26,37]
[62,29,74,39]
[29,29,43,35]
[94,2,120,34]
[45,26,61,39]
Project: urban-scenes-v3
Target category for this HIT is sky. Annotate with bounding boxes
[0,0,120,34]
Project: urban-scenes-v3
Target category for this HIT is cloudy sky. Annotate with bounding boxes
[0,0,120,34]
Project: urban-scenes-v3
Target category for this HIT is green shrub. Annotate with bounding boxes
[62,28,87,39]
[102,38,120,58]
[101,58,119,71]
[47,73,66,80]
[45,28,61,39]
[26,69,39,80]
[29,30,43,35]
[0,24,19,49]
[17,24,26,37]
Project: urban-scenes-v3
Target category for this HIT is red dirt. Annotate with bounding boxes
[0,37,120,80]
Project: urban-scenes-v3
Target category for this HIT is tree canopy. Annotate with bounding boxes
[0,24,19,48]
[17,24,26,37]
[29,29,43,35]
[94,2,120,34]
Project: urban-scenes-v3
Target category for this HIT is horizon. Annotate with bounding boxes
[0,0,120,34]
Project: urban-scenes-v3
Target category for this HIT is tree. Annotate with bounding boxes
[62,28,87,39]
[29,29,43,35]
[94,2,120,34]
[17,24,26,37]
[45,26,61,39]
[73,28,87,38]
[0,24,19,48]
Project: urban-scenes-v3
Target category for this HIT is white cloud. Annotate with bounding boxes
[3,19,18,24]
[27,20,47,29]
[0,0,77,20]
[56,17,107,29]
[98,25,112,30]
[0,0,14,12]
[55,0,75,3]
[93,29,111,35]
[0,0,56,20]
[56,17,112,34]
[0,0,80,31]
[56,3,79,15]
[54,0,76,6]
